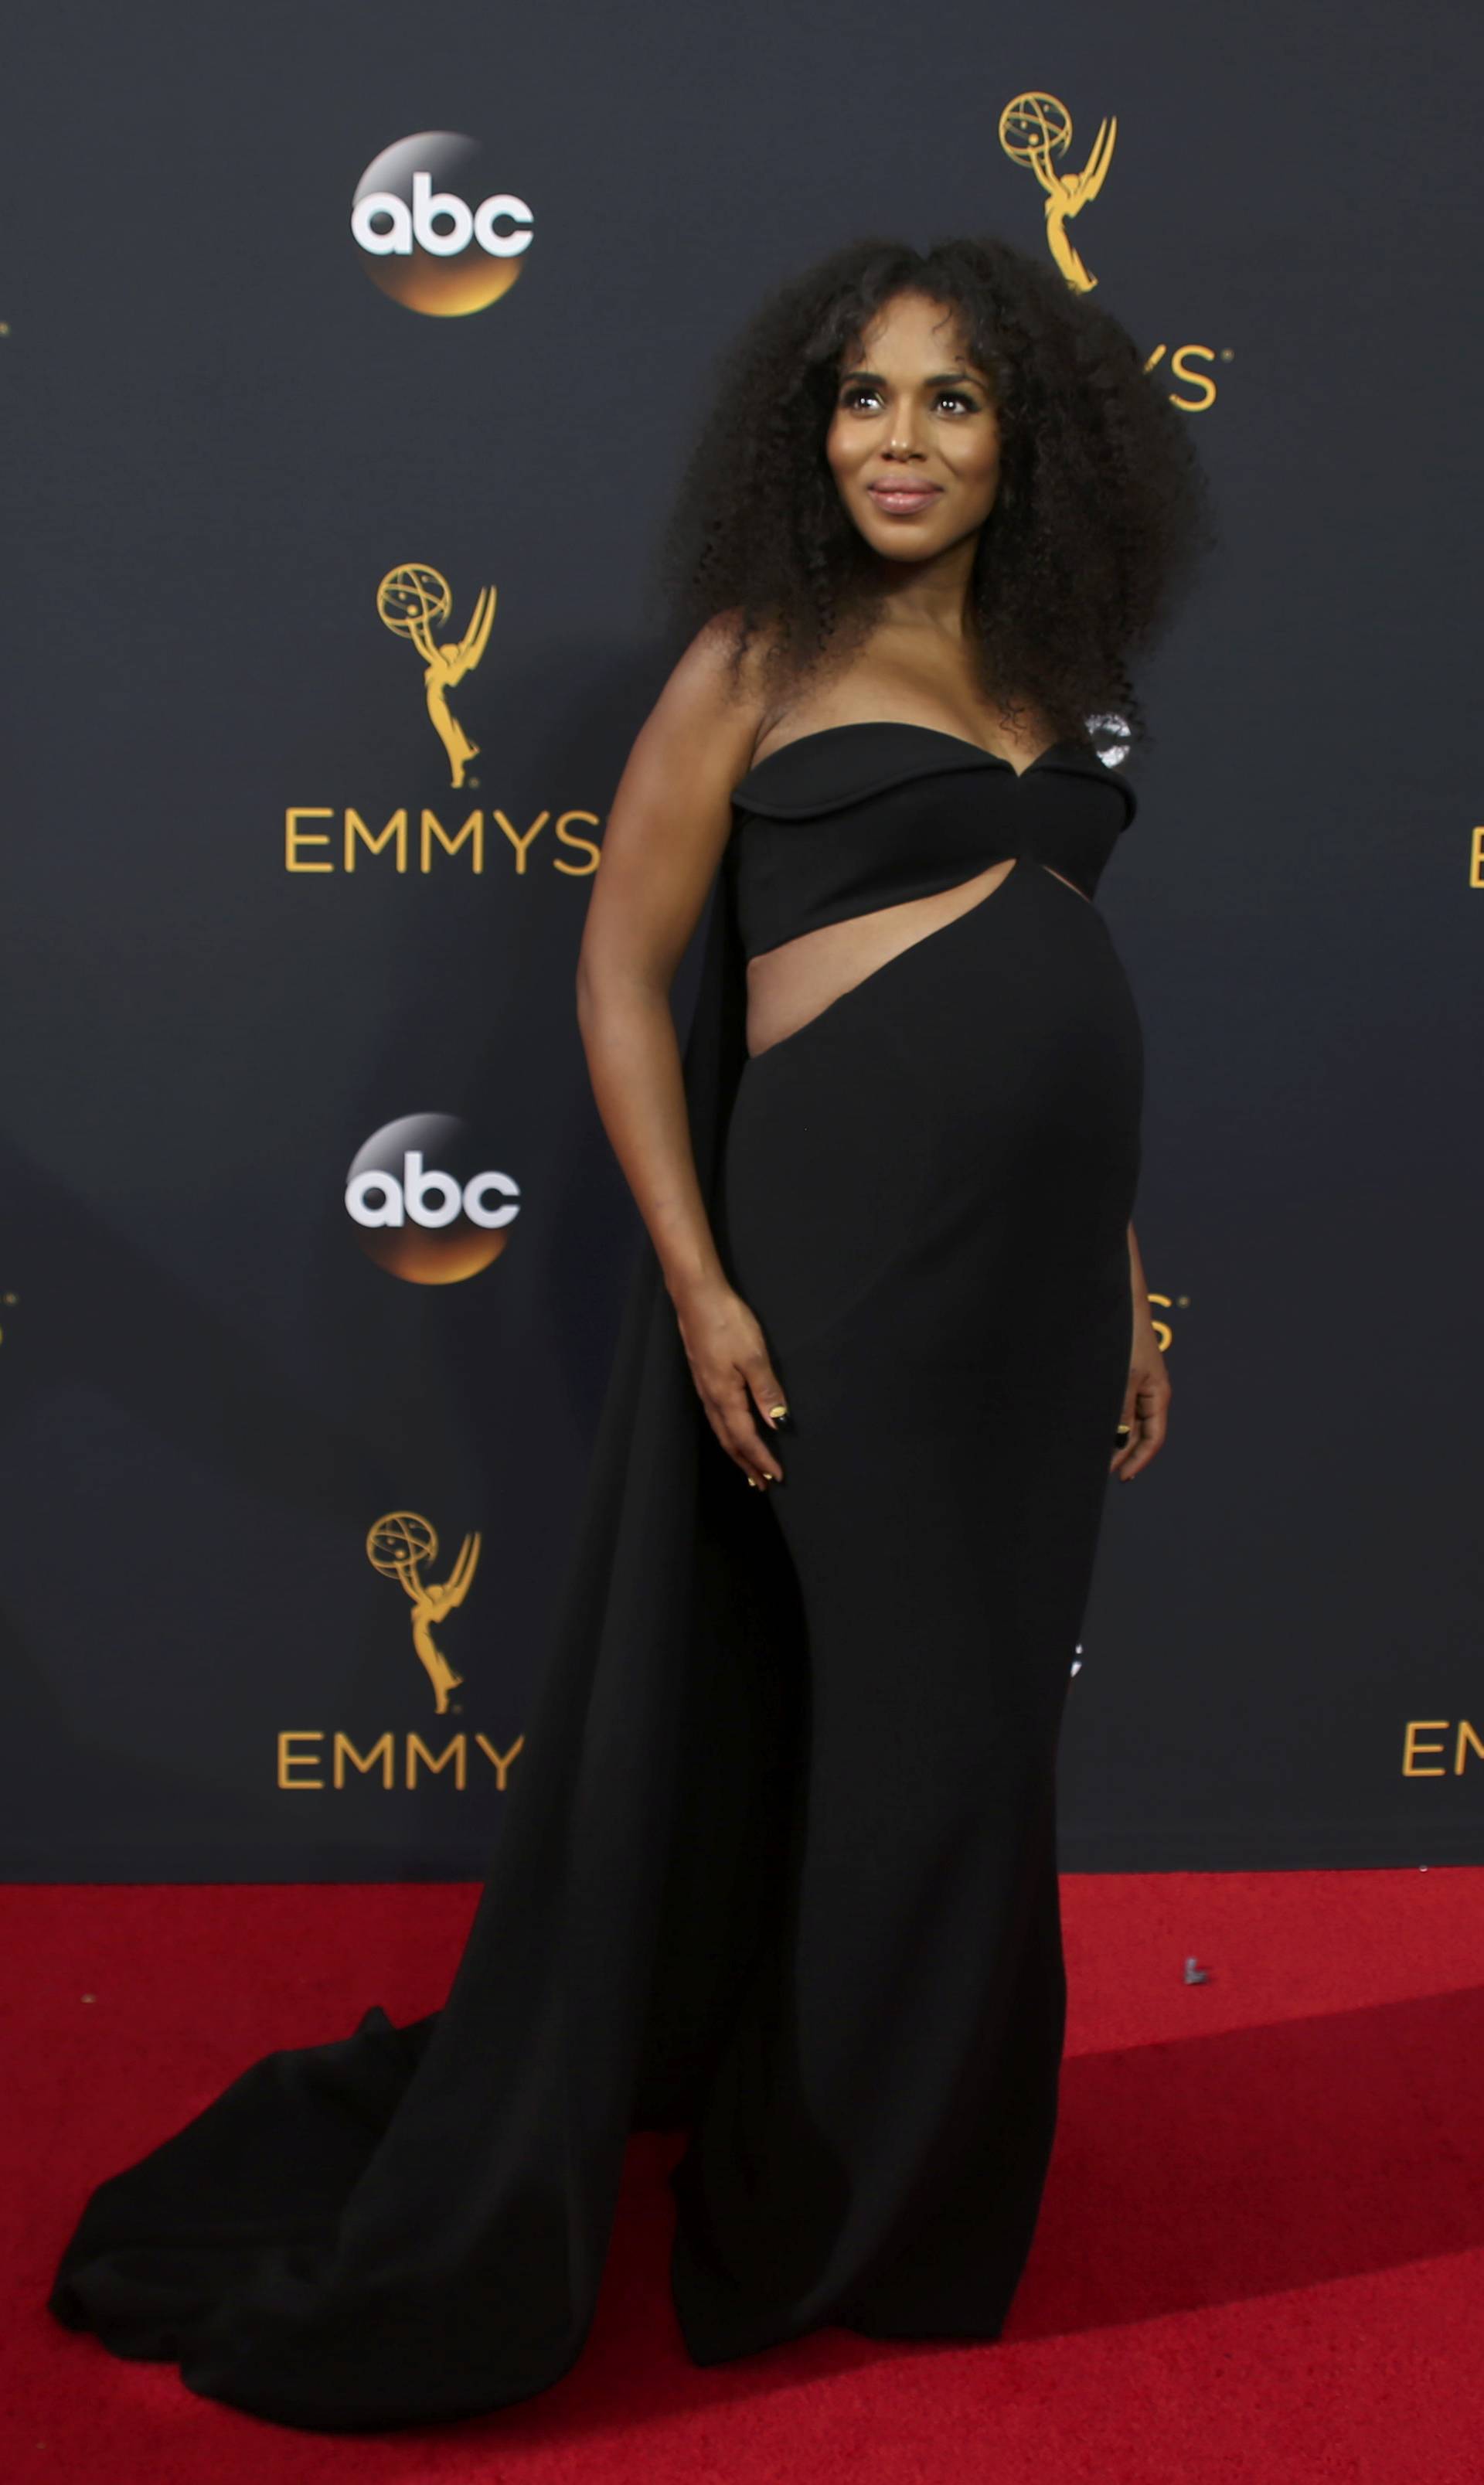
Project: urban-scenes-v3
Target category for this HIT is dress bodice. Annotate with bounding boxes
[727,723,1136,962]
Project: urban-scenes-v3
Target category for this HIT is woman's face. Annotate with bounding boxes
[825,290,1001,564]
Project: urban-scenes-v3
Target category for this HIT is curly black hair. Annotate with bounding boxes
[658,234,1215,754]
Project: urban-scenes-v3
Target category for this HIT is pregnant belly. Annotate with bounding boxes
[744,860,1091,1059]
[722,855,1141,1381]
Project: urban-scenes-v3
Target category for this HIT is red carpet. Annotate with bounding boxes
[6,1869,1482,2482]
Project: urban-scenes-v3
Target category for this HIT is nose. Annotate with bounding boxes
[880,388,931,458]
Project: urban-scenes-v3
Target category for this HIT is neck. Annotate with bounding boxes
[866,529,980,638]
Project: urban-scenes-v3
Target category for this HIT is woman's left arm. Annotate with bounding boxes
[1111,1222,1169,1479]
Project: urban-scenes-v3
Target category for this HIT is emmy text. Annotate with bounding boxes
[277,1731,526,1790]
[285,808,602,876]
[1401,1721,1484,1776]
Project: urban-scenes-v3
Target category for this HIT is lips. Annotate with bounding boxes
[866,482,943,513]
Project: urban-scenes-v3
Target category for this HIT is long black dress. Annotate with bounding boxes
[49,722,1143,2429]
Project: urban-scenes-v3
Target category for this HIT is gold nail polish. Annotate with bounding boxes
[768,1404,788,1425]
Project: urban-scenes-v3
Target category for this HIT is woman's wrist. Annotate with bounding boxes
[662,1254,733,1316]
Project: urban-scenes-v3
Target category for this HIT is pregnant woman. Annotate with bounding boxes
[51,235,1211,2429]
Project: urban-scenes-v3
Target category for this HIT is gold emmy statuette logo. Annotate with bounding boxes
[999,90,1116,293]
[367,1510,482,1714]
[378,563,495,788]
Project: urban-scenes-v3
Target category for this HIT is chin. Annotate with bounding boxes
[858,523,947,563]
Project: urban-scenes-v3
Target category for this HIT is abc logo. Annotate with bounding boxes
[346,1114,521,1285]
[350,131,533,317]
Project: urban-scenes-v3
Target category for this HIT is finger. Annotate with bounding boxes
[730,1396,783,1486]
[744,1355,791,1438]
[701,1398,764,1483]
[737,1357,787,1482]
[686,1352,778,1486]
[714,1380,782,1488]
[1118,1386,1169,1480]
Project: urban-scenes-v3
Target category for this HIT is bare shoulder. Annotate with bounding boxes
[594,612,780,897]
[582,615,781,980]
[639,610,783,778]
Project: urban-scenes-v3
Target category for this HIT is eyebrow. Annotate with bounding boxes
[839,366,986,389]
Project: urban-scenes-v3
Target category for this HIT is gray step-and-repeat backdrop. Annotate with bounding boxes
[3,0,1480,1877]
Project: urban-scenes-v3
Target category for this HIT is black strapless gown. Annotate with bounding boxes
[49,726,1145,2429]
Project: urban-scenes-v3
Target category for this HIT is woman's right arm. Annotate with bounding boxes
[575,621,791,1489]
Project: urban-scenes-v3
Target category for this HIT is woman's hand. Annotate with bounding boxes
[671,1280,789,1489]
[1110,1285,1169,1481]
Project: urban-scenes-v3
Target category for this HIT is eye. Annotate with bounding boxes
[836,380,985,415]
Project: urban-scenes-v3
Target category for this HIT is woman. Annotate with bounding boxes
[50,236,1210,2429]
